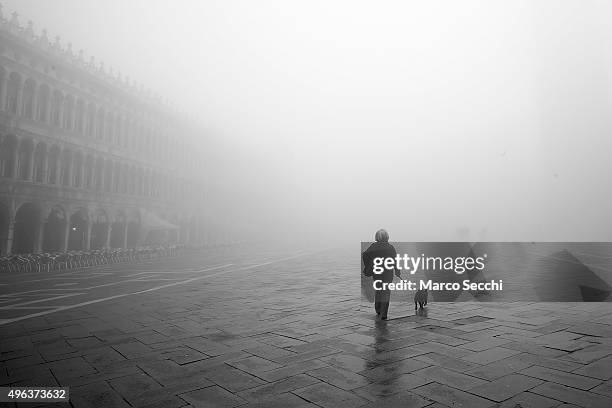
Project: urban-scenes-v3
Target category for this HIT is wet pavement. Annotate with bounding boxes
[1,245,611,407]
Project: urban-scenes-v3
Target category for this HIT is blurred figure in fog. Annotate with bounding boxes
[362,229,401,320]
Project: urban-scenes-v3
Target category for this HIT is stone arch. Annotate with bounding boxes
[17,138,34,180]
[22,78,36,119]
[42,205,67,252]
[36,83,50,122]
[0,134,18,178]
[126,209,141,248]
[13,202,42,254]
[6,71,22,114]
[68,207,88,251]
[91,208,109,249]
[110,209,127,248]
[168,214,179,244]
[33,141,47,183]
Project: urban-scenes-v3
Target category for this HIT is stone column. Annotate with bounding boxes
[31,90,38,121]
[53,154,61,185]
[10,147,18,178]
[0,76,7,111]
[79,162,85,189]
[98,166,105,192]
[61,219,70,252]
[26,148,35,181]
[34,217,45,253]
[5,218,15,255]
[15,83,23,117]
[122,222,128,249]
[104,224,112,249]
[44,98,51,124]
[66,157,73,187]
[56,101,64,128]
[41,151,49,184]
[84,220,92,251]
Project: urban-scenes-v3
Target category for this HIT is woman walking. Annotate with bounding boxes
[362,229,401,320]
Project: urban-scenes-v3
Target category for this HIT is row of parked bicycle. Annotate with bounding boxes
[0,245,181,273]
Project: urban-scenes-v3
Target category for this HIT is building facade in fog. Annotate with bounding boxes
[0,10,208,254]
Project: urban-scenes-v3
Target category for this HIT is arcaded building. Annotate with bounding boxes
[0,10,209,255]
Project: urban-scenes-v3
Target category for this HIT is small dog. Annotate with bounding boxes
[414,289,428,310]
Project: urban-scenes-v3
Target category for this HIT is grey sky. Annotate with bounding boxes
[5,0,612,242]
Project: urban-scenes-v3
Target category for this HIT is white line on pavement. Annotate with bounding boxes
[0,293,86,309]
[0,251,317,326]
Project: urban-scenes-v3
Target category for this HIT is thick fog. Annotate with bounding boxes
[8,0,612,244]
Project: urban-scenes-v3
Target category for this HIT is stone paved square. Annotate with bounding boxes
[1,247,612,408]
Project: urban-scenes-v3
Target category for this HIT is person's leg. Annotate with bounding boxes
[374,290,381,315]
[380,290,391,319]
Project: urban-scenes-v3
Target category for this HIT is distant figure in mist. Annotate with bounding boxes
[362,229,400,320]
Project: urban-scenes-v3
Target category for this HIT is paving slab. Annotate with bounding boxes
[520,365,602,390]
[413,382,497,408]
[531,381,612,408]
[468,374,543,402]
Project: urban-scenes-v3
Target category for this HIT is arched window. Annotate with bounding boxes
[84,155,94,189]
[120,163,128,193]
[114,115,122,145]
[36,84,50,122]
[0,67,6,109]
[33,142,47,183]
[75,99,85,134]
[50,90,63,126]
[73,151,83,187]
[47,145,60,184]
[105,112,114,142]
[6,72,22,114]
[96,107,105,139]
[124,118,132,148]
[94,157,104,191]
[22,78,36,119]
[17,139,34,180]
[63,94,75,130]
[0,134,18,177]
[60,149,72,186]
[104,160,112,192]
[113,161,121,192]
[86,103,96,138]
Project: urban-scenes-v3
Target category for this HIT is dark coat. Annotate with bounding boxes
[362,241,399,284]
